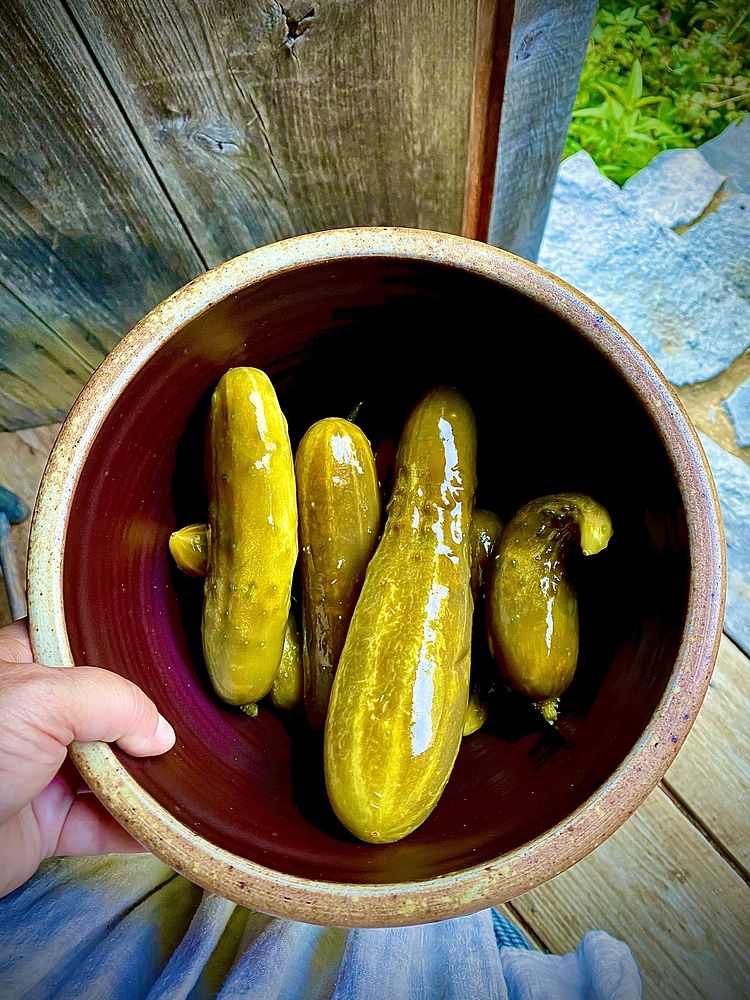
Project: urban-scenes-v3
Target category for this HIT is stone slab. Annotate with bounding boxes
[538,152,750,386]
[700,117,750,195]
[622,148,725,229]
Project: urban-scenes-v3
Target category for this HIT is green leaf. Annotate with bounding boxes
[627,59,644,103]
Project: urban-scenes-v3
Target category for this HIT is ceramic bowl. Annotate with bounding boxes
[28,228,725,927]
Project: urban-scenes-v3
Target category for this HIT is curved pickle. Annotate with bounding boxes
[296,418,381,729]
[169,521,301,712]
[324,387,477,844]
[485,493,612,725]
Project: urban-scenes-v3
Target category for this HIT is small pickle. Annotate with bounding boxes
[169,522,208,576]
[469,509,503,596]
[462,691,488,737]
[296,418,381,729]
[485,493,612,724]
[460,509,503,739]
[268,612,303,711]
[169,520,301,712]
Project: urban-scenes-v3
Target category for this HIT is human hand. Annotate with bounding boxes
[0,619,175,897]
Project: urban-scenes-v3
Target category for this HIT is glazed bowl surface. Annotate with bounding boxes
[28,228,725,927]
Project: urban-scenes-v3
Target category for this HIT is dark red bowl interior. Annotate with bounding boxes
[63,257,689,884]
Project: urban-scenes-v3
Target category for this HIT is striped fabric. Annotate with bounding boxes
[0,855,642,999]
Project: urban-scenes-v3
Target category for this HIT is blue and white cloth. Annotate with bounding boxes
[0,855,641,998]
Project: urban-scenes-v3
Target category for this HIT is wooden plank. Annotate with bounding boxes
[461,0,514,241]
[513,788,750,999]
[664,635,750,876]
[0,0,203,426]
[0,285,90,431]
[68,0,478,266]
[0,391,45,433]
[0,424,60,626]
[488,0,596,260]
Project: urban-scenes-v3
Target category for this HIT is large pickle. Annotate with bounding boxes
[324,388,477,844]
[296,418,381,729]
[485,493,612,724]
[202,368,298,705]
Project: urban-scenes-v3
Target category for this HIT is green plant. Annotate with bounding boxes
[566,1,750,183]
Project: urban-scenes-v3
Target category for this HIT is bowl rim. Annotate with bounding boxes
[28,227,726,927]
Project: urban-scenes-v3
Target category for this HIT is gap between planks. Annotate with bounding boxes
[659,781,749,887]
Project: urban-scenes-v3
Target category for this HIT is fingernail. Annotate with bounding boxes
[155,714,176,749]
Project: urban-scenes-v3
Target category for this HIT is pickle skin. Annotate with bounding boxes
[268,612,303,711]
[485,493,612,724]
[324,387,477,844]
[169,520,301,711]
[169,522,208,576]
[202,368,298,706]
[459,509,503,738]
[469,508,503,597]
[296,417,381,729]
[462,691,488,737]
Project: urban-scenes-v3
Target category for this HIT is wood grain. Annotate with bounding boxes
[0,289,88,429]
[513,787,750,1000]
[664,635,750,876]
[488,0,596,260]
[0,423,59,626]
[68,0,477,266]
[0,0,203,427]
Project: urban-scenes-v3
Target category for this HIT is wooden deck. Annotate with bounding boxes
[1,423,748,999]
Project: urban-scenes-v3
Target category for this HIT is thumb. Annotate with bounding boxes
[38,664,177,756]
[0,662,175,822]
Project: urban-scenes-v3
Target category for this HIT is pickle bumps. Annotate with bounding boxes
[485,493,612,724]
[324,388,477,844]
[202,368,298,705]
[296,418,381,729]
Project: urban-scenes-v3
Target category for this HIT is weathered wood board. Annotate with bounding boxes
[664,635,750,876]
[0,292,88,429]
[69,0,478,266]
[0,423,60,623]
[489,0,596,259]
[513,787,750,1000]
[0,0,204,429]
[0,0,593,429]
